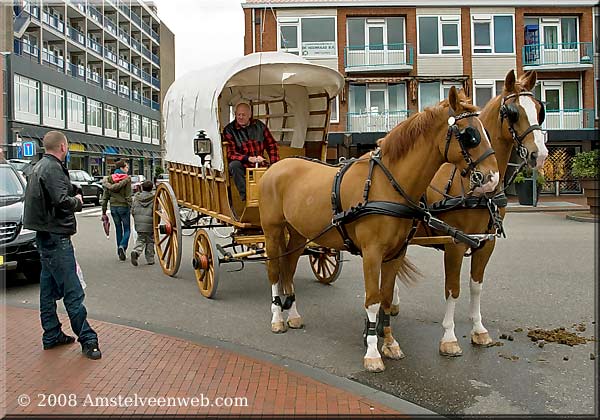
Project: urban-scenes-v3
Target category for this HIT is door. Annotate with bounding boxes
[367,88,387,131]
[539,82,580,129]
[540,20,559,64]
[366,23,385,66]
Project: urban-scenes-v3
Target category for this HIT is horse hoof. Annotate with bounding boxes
[271,322,288,334]
[363,357,385,373]
[439,341,463,357]
[382,343,405,360]
[471,331,493,347]
[390,304,400,317]
[287,317,304,329]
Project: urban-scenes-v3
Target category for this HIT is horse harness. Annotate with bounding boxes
[329,110,495,259]
[424,92,546,240]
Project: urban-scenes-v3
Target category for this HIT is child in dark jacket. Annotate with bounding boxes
[130,180,155,266]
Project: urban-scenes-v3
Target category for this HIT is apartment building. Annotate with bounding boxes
[1,0,175,179]
[242,0,598,195]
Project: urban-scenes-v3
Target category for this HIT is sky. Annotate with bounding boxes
[152,0,245,78]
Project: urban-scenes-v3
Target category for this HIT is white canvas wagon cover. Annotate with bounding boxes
[163,52,344,172]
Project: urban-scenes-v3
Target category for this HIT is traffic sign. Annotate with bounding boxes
[22,141,36,157]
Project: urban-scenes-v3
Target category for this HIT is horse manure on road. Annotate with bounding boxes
[527,327,589,346]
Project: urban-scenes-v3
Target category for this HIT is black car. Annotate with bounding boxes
[0,161,41,281]
[69,170,103,205]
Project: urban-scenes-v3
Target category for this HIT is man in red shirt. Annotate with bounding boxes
[223,102,280,201]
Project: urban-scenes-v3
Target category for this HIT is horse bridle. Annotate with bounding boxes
[443,111,496,189]
[500,92,545,161]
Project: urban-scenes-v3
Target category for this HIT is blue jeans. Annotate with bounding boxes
[111,206,131,252]
[35,232,98,346]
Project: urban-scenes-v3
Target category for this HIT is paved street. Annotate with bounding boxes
[4,205,597,416]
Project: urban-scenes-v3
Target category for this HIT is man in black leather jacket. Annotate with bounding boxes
[23,131,101,360]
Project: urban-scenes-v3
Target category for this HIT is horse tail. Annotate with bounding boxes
[395,257,421,287]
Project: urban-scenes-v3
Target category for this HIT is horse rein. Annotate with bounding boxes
[500,91,545,163]
[444,111,496,189]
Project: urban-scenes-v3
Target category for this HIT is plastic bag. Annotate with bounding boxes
[131,225,138,244]
[76,261,87,289]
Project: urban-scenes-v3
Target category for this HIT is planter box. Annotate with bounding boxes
[515,179,540,206]
[579,178,599,215]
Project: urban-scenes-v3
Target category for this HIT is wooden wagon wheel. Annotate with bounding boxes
[153,183,182,277]
[309,248,343,284]
[192,228,220,298]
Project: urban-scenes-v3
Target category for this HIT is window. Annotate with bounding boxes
[473,80,505,107]
[87,99,102,134]
[330,97,339,123]
[142,116,151,142]
[533,80,581,129]
[13,74,39,124]
[119,109,130,140]
[278,17,336,58]
[67,92,85,131]
[151,120,159,144]
[418,16,460,55]
[131,113,141,140]
[104,104,117,135]
[348,83,408,131]
[472,15,514,54]
[42,83,64,128]
[418,81,463,110]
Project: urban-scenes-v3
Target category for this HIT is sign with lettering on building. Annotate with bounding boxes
[22,141,36,157]
[302,41,336,57]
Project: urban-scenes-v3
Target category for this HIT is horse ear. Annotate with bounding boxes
[448,86,459,113]
[520,70,537,91]
[504,70,516,93]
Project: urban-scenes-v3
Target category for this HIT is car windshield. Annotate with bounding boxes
[0,166,25,197]
[9,161,29,171]
[131,175,141,182]
[81,171,93,182]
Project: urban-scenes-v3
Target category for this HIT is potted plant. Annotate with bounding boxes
[514,167,545,206]
[571,149,599,215]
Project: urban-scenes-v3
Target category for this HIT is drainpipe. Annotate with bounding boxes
[252,8,256,53]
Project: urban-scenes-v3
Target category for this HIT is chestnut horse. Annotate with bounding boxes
[259,87,500,372]
[391,70,548,356]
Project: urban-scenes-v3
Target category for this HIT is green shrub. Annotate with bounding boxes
[514,167,545,187]
[571,149,599,179]
[154,165,165,178]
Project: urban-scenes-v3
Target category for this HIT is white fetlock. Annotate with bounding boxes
[364,357,385,372]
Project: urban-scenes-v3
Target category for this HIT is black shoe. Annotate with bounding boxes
[82,341,102,360]
[43,333,75,350]
[118,247,126,261]
[131,251,139,266]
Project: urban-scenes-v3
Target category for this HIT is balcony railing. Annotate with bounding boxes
[66,0,85,14]
[67,25,86,46]
[346,110,410,132]
[118,0,131,18]
[130,10,142,27]
[41,50,64,71]
[22,41,39,58]
[151,76,160,88]
[87,37,103,55]
[132,91,141,102]
[118,28,130,45]
[543,109,595,130]
[119,85,130,98]
[141,44,152,60]
[151,52,160,66]
[130,37,141,53]
[140,69,152,83]
[118,58,130,70]
[344,44,413,71]
[86,69,102,86]
[24,4,40,19]
[522,42,594,68]
[151,100,160,111]
[88,5,103,25]
[67,62,86,80]
[142,96,151,107]
[104,47,117,63]
[131,64,141,77]
[105,78,117,92]
[104,16,118,36]
[42,12,64,33]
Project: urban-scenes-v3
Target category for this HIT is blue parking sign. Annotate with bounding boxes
[23,141,36,157]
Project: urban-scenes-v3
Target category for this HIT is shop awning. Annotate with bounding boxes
[104,146,120,155]
[68,143,85,152]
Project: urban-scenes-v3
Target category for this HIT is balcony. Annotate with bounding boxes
[105,78,117,92]
[132,91,141,102]
[140,69,152,84]
[87,5,103,26]
[346,110,410,133]
[86,69,102,86]
[130,10,142,27]
[118,28,130,46]
[118,57,130,71]
[42,12,64,33]
[24,4,40,20]
[141,44,152,60]
[543,109,595,130]
[119,85,130,98]
[131,64,141,77]
[41,50,64,71]
[523,42,594,71]
[118,0,131,18]
[104,47,117,63]
[66,0,85,14]
[151,76,160,89]
[151,52,160,66]
[344,44,413,73]
[104,16,118,37]
[22,41,39,58]
[67,25,86,46]
[87,37,103,55]
[151,100,160,111]
[67,62,86,80]
[142,96,151,107]
[130,37,141,53]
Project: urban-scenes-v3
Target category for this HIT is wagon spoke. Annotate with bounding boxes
[158,233,169,246]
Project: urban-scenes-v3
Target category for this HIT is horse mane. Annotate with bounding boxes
[379,92,478,162]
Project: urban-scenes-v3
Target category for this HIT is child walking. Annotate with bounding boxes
[130,180,155,266]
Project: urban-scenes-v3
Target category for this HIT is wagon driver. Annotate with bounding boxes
[223,101,280,201]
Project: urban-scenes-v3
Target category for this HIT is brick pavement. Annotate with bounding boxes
[1,305,407,418]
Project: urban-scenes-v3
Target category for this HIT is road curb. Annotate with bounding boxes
[565,212,598,223]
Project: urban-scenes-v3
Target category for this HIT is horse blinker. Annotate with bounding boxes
[459,126,481,149]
